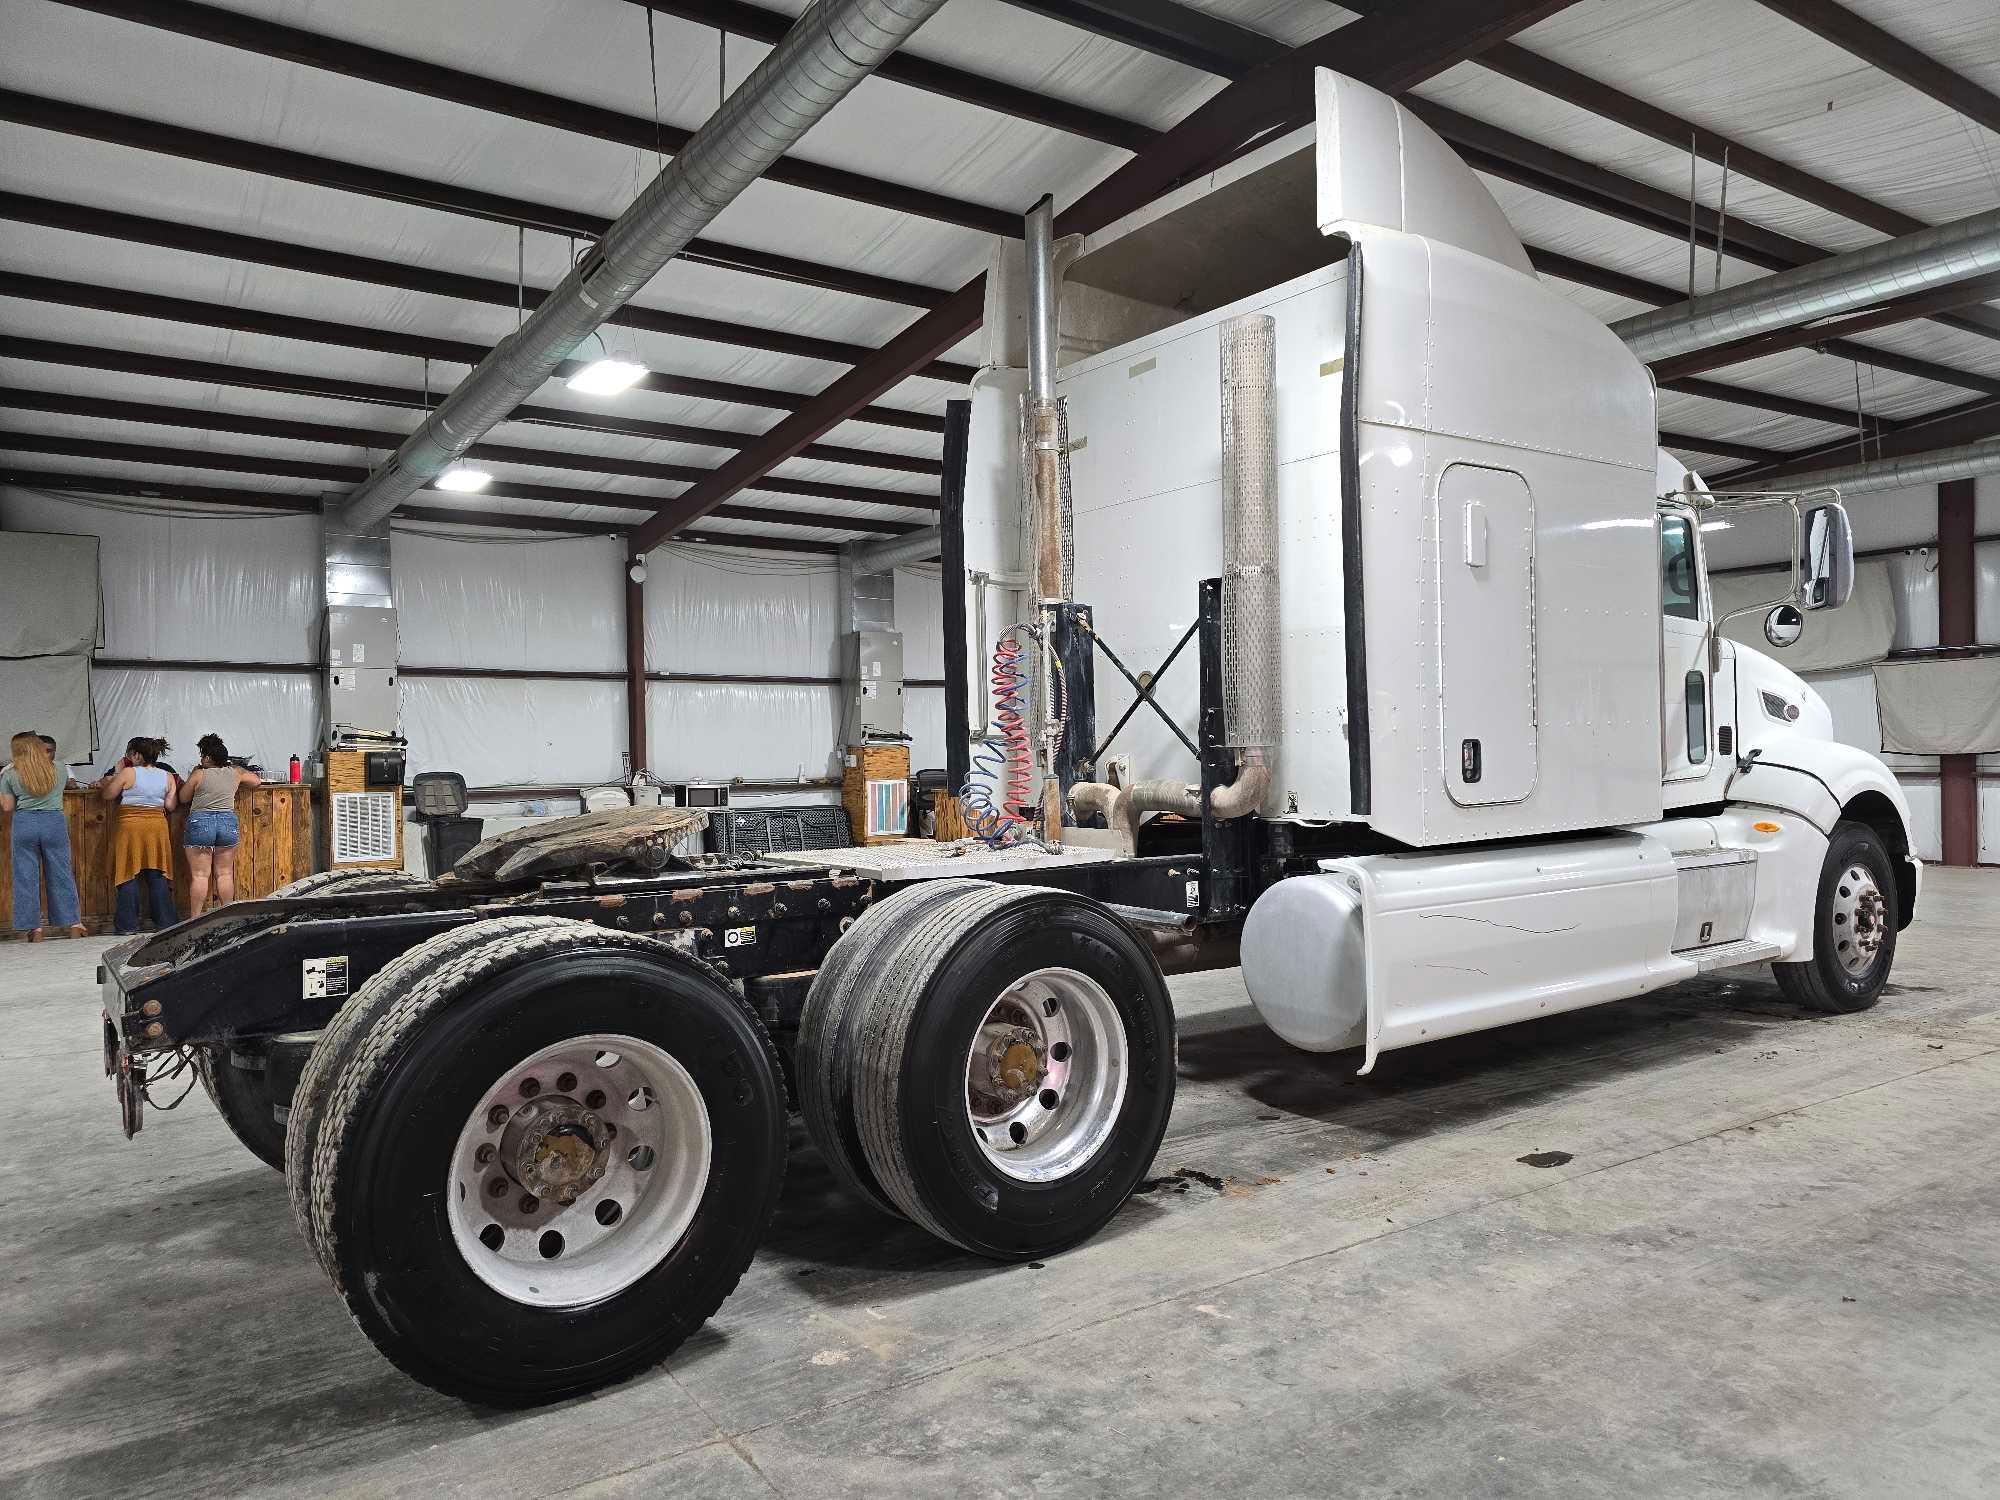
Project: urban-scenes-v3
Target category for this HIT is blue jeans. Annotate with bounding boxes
[11,809,81,931]
[115,870,177,935]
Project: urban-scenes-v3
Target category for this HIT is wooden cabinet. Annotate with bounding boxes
[2,784,314,935]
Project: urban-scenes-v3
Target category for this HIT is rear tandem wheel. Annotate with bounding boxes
[196,867,432,1170]
[284,915,788,1403]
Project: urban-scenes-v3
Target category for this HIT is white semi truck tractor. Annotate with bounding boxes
[97,69,1919,1403]
[960,67,1920,1066]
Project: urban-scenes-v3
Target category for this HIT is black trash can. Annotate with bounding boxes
[424,815,484,876]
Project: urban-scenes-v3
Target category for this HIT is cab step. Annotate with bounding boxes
[1680,937,1783,973]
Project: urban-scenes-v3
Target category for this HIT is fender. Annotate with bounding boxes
[1729,730,1921,927]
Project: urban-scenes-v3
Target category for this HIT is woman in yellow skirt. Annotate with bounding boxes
[99,736,179,935]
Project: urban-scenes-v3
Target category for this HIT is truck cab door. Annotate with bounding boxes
[1659,508,1734,799]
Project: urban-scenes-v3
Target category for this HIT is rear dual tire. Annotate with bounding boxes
[801,883,1176,1260]
[286,916,786,1405]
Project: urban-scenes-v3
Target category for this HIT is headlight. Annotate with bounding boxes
[1760,689,1801,723]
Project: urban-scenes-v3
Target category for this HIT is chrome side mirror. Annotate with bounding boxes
[1764,603,1804,648]
[1801,502,1853,611]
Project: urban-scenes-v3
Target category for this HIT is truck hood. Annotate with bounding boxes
[1732,641,1834,743]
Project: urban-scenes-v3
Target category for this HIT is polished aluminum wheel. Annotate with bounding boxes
[446,1033,710,1307]
[1830,863,1888,977]
[964,967,1128,1183]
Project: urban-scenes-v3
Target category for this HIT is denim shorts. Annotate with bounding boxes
[184,810,240,848]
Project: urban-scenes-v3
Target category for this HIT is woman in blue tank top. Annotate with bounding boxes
[100,736,179,934]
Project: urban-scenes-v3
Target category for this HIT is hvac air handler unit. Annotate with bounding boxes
[93,73,1918,1405]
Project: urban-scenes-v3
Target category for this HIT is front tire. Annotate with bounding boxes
[848,885,1176,1260]
[1774,819,1899,1014]
[285,916,786,1404]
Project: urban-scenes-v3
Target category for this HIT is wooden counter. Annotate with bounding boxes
[1,784,314,936]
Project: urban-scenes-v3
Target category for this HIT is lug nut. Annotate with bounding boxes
[488,1177,508,1198]
[519,1193,540,1214]
[487,1105,510,1129]
[475,1143,496,1166]
[557,1071,578,1093]
[519,1077,541,1098]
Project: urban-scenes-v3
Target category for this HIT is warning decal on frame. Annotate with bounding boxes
[303,955,350,1000]
[724,926,757,948]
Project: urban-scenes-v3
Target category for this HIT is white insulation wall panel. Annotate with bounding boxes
[643,551,841,676]
[1,488,320,662]
[647,682,842,783]
[403,677,625,788]
[1981,780,2000,866]
[91,667,319,779]
[392,531,622,672]
[1978,539,2000,646]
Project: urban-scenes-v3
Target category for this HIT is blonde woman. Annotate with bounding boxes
[1,731,86,940]
[182,733,259,916]
[100,736,179,935]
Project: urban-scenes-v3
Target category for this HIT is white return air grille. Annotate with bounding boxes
[331,792,399,865]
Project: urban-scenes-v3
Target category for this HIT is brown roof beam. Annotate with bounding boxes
[46,0,1019,236]
[1750,0,2000,137]
[0,271,943,434]
[0,434,918,534]
[0,465,838,549]
[0,387,938,510]
[0,191,976,384]
[0,335,939,476]
[0,89,947,311]
[628,0,1154,152]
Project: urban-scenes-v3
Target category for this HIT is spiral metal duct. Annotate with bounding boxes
[1612,207,2000,364]
[339,0,949,529]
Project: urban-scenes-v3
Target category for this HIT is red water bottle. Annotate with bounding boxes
[289,754,302,784]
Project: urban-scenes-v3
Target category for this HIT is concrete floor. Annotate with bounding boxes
[4,868,1998,1499]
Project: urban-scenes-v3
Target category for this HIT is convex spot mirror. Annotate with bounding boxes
[1764,603,1804,649]
[1801,502,1854,611]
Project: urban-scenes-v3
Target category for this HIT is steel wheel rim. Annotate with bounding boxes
[1829,863,1888,977]
[446,1032,711,1308]
[964,966,1128,1183]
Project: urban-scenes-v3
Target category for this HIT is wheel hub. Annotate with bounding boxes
[447,1034,713,1310]
[971,1017,1046,1115]
[963,968,1130,1183]
[501,1097,608,1203]
[1831,864,1888,976]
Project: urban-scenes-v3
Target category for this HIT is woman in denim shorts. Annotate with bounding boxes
[182,733,261,916]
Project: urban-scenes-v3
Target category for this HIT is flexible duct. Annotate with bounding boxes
[1612,207,2000,364]
[1751,438,2000,497]
[337,0,948,529]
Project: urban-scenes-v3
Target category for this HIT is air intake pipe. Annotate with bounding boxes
[1071,313,1279,838]
[336,0,948,529]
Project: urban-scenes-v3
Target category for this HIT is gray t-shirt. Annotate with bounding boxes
[187,765,245,815]
[1,764,66,813]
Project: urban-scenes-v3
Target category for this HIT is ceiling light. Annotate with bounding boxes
[435,465,493,493]
[567,357,649,397]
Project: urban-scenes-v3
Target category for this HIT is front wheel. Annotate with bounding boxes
[285,916,787,1404]
[1774,819,1899,1014]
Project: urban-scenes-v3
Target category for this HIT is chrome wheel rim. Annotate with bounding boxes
[447,1033,710,1308]
[964,967,1128,1183]
[1830,864,1888,977]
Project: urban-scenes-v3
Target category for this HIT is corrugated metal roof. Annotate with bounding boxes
[2,0,1996,542]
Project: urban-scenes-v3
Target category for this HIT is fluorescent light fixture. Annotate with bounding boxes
[435,465,493,493]
[567,357,649,397]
